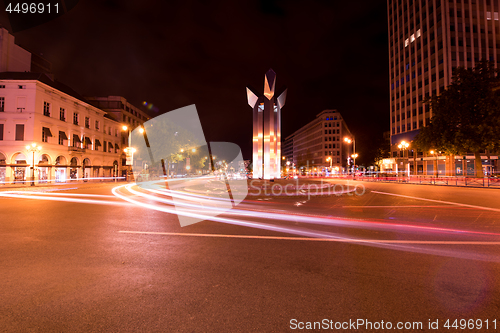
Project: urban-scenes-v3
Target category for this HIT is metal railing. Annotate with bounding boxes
[352,173,500,188]
[68,147,86,153]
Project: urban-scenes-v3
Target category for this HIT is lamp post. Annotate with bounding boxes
[122,125,131,181]
[429,150,439,177]
[398,140,410,177]
[344,136,356,175]
[180,147,196,175]
[326,156,332,175]
[122,125,144,181]
[26,143,42,186]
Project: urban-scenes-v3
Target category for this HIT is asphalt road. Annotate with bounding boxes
[1,179,500,332]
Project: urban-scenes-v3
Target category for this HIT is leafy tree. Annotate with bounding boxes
[373,138,391,166]
[414,61,500,177]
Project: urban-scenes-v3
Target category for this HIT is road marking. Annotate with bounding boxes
[118,231,500,245]
[372,191,500,212]
[341,205,471,209]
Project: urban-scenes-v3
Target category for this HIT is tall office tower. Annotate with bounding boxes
[387,0,500,155]
[246,69,287,179]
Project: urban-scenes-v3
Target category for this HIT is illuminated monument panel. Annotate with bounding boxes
[247,69,287,179]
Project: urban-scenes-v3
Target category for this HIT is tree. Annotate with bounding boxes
[414,61,500,177]
[373,138,391,167]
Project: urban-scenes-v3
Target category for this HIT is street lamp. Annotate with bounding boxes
[429,150,439,177]
[344,136,356,174]
[326,156,332,175]
[179,147,197,174]
[351,153,358,178]
[122,125,145,181]
[398,140,410,177]
[26,143,41,186]
[122,125,132,181]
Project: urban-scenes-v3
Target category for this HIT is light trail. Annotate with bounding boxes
[2,191,116,198]
[114,184,500,238]
[0,191,130,206]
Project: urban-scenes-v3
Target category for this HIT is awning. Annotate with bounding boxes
[114,143,120,150]
[42,127,53,137]
[95,139,101,147]
[59,131,68,140]
[84,137,92,145]
[73,134,82,143]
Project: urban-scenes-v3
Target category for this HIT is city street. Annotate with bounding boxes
[1,179,500,331]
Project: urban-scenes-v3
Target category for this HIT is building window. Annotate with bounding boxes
[58,131,67,145]
[73,134,82,148]
[0,124,3,140]
[18,85,26,89]
[0,85,5,88]
[95,120,100,130]
[43,101,50,117]
[73,113,79,125]
[15,124,24,141]
[42,127,52,143]
[84,137,92,150]
[60,108,65,121]
[85,117,90,129]
[0,97,4,112]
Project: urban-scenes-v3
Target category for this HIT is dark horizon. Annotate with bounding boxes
[0,0,390,163]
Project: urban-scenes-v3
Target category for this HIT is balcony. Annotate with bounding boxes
[68,147,86,154]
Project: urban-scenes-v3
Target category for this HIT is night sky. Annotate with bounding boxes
[0,0,389,164]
